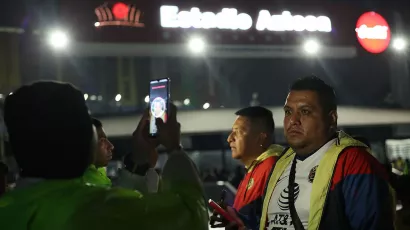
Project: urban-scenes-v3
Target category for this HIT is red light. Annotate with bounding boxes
[112,2,129,20]
[355,12,391,54]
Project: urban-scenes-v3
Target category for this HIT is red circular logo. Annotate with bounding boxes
[112,2,129,20]
[356,12,391,54]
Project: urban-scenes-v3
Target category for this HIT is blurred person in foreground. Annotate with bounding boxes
[0,81,208,230]
[0,162,7,196]
[211,106,284,229]
[256,76,394,230]
[82,118,114,187]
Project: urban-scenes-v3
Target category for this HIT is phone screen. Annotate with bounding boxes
[149,78,170,137]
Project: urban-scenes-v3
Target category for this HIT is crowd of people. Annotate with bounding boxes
[0,76,408,230]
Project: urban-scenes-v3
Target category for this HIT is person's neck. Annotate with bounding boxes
[294,134,336,158]
[241,148,267,168]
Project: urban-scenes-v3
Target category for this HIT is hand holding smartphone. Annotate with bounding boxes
[149,78,170,137]
[209,199,236,222]
[209,190,244,228]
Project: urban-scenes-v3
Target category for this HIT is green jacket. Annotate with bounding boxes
[82,165,112,187]
[0,152,208,230]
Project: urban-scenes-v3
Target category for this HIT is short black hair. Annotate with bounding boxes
[92,118,103,129]
[290,75,337,113]
[4,81,94,179]
[235,106,275,134]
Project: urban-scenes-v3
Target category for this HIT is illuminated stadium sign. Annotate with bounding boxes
[94,2,144,28]
[160,5,332,32]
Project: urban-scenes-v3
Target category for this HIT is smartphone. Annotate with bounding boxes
[149,78,170,137]
[209,199,235,222]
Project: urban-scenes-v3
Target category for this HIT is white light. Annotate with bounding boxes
[392,37,407,51]
[355,25,388,40]
[183,98,190,105]
[144,95,149,103]
[94,22,100,27]
[303,39,320,54]
[90,95,97,101]
[0,94,3,99]
[84,94,88,100]
[97,95,103,101]
[203,102,210,109]
[115,94,122,102]
[48,30,69,49]
[256,11,331,32]
[160,5,253,30]
[9,92,12,95]
[188,37,206,53]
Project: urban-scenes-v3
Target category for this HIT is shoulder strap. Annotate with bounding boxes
[262,146,290,199]
[288,156,305,230]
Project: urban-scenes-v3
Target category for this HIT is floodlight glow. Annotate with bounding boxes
[303,39,320,54]
[48,30,69,49]
[188,37,206,54]
[392,37,407,51]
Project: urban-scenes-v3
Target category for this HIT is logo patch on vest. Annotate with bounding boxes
[246,178,254,190]
[308,165,318,183]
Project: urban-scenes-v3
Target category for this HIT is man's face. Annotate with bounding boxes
[227,116,259,160]
[283,90,335,154]
[94,127,114,168]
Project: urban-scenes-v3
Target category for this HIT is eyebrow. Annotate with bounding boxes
[283,104,313,110]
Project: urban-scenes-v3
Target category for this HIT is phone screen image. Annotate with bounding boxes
[149,78,170,136]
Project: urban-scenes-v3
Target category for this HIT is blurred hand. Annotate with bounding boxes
[210,206,245,230]
[130,109,159,167]
[156,103,181,153]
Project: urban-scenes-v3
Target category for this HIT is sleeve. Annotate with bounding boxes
[68,150,209,230]
[115,168,160,193]
[341,148,395,230]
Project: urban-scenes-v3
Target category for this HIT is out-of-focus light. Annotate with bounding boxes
[0,94,3,99]
[303,39,320,55]
[392,37,407,51]
[174,100,182,107]
[203,102,210,109]
[115,94,122,102]
[188,36,206,54]
[183,98,190,105]
[97,95,103,101]
[84,94,88,100]
[9,92,13,95]
[48,30,69,50]
[90,95,97,101]
[144,95,149,103]
[94,22,100,27]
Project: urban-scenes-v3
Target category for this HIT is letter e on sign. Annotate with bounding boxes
[355,12,391,54]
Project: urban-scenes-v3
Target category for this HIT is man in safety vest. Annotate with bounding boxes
[0,81,208,230]
[257,76,394,230]
[210,106,284,229]
[82,118,114,187]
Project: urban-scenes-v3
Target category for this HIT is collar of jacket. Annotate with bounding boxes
[246,144,284,173]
